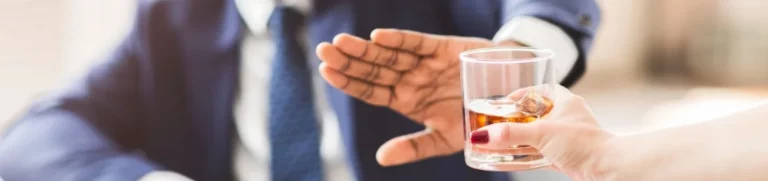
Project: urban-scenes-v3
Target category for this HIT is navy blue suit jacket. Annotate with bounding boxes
[0,0,600,180]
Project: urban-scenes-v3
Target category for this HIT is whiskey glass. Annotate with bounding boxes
[460,47,556,171]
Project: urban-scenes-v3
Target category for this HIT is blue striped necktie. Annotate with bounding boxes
[267,6,323,181]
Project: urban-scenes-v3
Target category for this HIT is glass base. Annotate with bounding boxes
[465,149,551,171]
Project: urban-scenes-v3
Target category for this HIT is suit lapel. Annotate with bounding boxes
[176,0,243,180]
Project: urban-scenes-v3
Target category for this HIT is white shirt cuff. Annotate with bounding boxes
[139,171,194,181]
[492,16,579,83]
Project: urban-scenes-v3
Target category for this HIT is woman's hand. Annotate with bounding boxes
[470,85,616,180]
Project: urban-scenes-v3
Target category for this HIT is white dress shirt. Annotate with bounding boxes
[231,12,355,181]
[139,0,577,180]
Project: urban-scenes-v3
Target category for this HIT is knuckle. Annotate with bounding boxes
[408,138,421,158]
[369,66,380,82]
[358,87,368,98]
[371,48,382,64]
[391,73,403,85]
[388,51,399,67]
[386,91,395,107]
[410,56,420,70]
[341,78,352,89]
[363,85,375,99]
[365,86,376,99]
[359,43,369,58]
[500,123,514,142]
[569,95,588,106]
[533,123,554,148]
[340,57,351,72]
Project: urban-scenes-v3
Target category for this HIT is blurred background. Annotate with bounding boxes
[1,0,768,180]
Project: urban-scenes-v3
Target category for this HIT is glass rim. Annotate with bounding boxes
[459,47,555,64]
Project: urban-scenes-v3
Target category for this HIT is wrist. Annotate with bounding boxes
[589,138,622,180]
[590,135,643,181]
[592,135,661,181]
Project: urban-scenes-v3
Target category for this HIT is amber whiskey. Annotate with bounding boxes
[467,93,554,131]
[465,93,553,159]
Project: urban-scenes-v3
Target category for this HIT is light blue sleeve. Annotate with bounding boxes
[502,0,601,86]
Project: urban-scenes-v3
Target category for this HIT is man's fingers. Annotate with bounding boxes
[332,34,420,71]
[319,64,395,106]
[317,43,403,86]
[376,129,458,166]
[370,29,444,56]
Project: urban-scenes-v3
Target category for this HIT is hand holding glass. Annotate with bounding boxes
[461,48,556,171]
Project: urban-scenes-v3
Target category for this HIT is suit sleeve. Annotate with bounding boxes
[0,2,165,181]
[501,0,601,87]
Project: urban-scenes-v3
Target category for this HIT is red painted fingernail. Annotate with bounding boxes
[470,130,489,144]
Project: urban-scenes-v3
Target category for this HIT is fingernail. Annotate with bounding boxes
[470,130,489,144]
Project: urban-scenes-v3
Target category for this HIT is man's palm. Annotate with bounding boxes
[315,29,494,166]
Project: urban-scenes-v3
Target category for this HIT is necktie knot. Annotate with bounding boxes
[268,7,305,38]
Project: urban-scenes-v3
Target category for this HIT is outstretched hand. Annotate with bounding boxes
[315,29,509,166]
